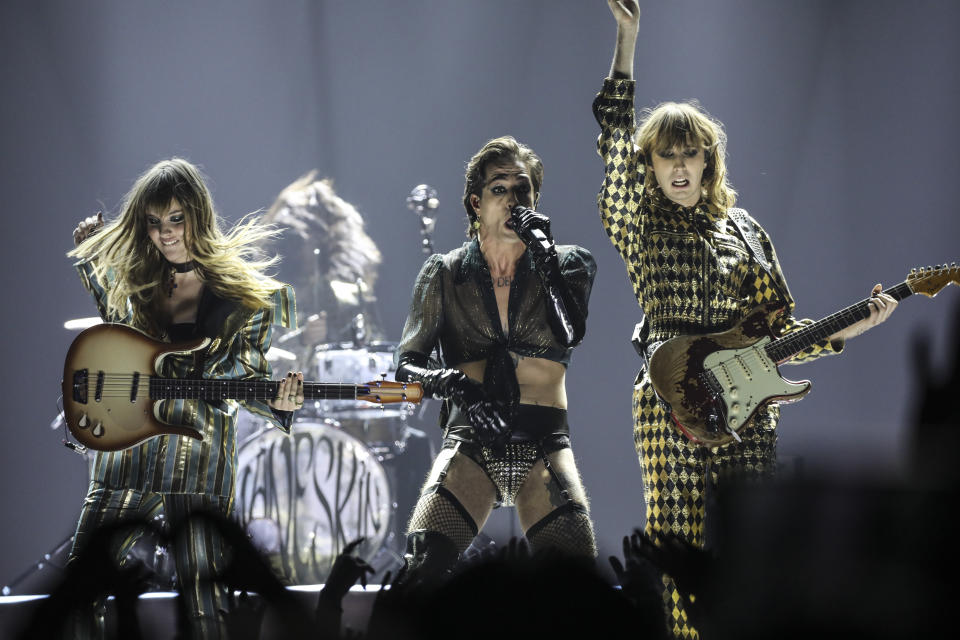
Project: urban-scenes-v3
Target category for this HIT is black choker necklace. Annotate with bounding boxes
[169,260,197,273]
[166,260,197,297]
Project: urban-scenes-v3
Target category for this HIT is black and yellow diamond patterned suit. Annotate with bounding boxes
[594,77,843,639]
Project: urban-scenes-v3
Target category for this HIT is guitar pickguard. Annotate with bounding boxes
[702,338,809,432]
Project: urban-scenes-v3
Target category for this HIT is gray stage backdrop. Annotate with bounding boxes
[1,0,957,586]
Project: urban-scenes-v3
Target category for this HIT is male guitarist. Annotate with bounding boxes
[594,3,897,637]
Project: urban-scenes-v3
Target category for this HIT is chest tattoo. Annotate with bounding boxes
[495,275,513,288]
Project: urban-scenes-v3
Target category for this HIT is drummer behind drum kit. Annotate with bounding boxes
[47,183,445,588]
[233,184,444,584]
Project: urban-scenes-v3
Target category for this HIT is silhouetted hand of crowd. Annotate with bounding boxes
[463,535,531,567]
[315,537,375,638]
[609,529,663,601]
[321,538,375,604]
[910,297,960,485]
[610,529,716,635]
[177,511,312,639]
[365,566,422,640]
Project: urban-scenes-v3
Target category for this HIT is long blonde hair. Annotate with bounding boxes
[68,158,283,335]
[263,170,381,290]
[635,101,737,212]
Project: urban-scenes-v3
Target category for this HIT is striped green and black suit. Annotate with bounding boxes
[68,259,295,639]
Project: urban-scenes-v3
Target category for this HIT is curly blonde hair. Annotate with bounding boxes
[68,158,283,335]
[635,101,737,212]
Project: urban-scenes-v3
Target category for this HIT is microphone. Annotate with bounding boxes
[510,206,552,254]
[407,184,440,255]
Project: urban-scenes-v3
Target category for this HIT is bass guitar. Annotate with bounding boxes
[648,263,958,447]
[61,323,423,452]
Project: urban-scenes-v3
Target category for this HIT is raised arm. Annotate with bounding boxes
[594,2,644,277]
[71,211,129,322]
[607,0,640,79]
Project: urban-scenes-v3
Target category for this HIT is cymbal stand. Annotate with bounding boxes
[2,533,74,596]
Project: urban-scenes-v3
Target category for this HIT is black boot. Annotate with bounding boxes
[401,529,460,586]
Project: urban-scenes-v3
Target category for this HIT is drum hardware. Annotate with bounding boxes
[350,310,367,347]
[1,534,74,596]
[311,341,411,423]
[265,345,297,362]
[406,184,440,255]
[275,313,326,347]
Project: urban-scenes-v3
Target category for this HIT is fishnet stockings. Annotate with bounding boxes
[525,504,597,558]
[407,488,477,553]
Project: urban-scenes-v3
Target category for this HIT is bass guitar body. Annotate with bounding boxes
[62,323,209,452]
[61,323,423,452]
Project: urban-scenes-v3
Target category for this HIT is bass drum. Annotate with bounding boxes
[235,419,393,585]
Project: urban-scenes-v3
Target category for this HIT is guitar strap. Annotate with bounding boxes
[727,207,771,271]
[726,207,789,300]
[630,316,655,384]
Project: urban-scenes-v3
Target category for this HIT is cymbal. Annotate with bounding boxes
[266,346,297,361]
[64,317,102,330]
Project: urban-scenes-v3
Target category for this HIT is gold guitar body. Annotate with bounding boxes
[62,323,423,452]
[61,323,208,452]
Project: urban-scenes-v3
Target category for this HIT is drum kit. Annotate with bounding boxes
[233,179,443,584]
[234,337,430,585]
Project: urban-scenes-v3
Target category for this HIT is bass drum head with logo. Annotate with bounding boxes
[235,419,393,585]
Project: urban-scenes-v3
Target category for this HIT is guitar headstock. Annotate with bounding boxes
[906,263,959,298]
[357,380,424,405]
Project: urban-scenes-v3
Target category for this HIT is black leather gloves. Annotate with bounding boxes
[510,205,557,271]
[510,206,586,347]
[396,352,509,447]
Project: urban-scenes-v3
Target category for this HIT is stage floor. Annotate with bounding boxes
[0,585,379,638]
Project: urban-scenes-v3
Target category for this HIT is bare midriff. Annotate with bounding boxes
[457,355,567,409]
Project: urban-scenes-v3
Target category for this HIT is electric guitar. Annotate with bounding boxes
[648,263,958,448]
[61,323,423,452]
